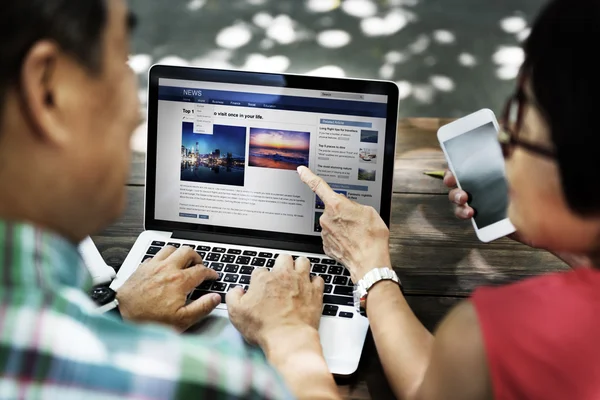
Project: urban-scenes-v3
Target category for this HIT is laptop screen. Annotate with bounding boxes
[152,73,392,238]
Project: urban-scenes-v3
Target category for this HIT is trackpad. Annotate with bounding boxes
[319,314,369,375]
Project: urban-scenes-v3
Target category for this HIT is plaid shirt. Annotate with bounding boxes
[0,221,292,399]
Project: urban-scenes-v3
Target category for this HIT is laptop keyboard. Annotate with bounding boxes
[144,240,355,319]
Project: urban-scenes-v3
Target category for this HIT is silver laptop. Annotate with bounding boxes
[111,66,399,375]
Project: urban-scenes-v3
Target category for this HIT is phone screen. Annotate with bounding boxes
[444,122,509,229]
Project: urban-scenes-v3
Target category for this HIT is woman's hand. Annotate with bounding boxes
[443,169,591,268]
[298,166,392,282]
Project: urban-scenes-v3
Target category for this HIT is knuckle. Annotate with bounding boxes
[309,177,322,192]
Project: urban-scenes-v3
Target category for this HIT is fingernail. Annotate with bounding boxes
[211,294,221,305]
[454,193,462,203]
[464,208,473,218]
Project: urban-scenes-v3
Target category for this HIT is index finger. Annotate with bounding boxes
[297,166,338,206]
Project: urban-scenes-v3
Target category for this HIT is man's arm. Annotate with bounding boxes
[227,255,340,400]
[260,326,339,399]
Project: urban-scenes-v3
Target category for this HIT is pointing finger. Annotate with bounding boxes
[297,166,338,207]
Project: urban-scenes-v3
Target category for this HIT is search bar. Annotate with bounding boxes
[320,92,365,100]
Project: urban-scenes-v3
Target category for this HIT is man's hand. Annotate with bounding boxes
[116,246,221,331]
[226,255,324,349]
[227,255,340,399]
[298,166,391,282]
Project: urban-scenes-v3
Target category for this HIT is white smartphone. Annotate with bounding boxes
[437,108,516,242]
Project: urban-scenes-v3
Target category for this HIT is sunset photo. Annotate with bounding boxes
[249,128,310,170]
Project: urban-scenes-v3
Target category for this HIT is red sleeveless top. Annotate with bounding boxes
[471,267,600,399]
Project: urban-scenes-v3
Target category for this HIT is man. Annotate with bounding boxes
[0,0,338,398]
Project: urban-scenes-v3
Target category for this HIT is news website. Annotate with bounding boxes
[154,78,389,236]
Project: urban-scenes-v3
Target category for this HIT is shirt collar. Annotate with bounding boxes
[0,220,92,291]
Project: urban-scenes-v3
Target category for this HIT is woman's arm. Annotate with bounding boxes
[298,166,492,400]
[366,280,492,400]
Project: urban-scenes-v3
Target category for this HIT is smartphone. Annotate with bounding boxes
[437,108,516,242]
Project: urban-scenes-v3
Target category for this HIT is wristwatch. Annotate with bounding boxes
[353,268,402,313]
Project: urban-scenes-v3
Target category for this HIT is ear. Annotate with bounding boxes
[19,40,70,146]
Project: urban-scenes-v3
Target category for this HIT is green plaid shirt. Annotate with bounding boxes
[0,221,292,399]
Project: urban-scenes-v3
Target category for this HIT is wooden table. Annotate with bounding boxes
[93,118,567,399]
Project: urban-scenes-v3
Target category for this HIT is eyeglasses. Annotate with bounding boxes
[499,75,556,159]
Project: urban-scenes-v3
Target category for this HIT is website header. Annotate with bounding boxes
[158,86,388,118]
[159,78,388,103]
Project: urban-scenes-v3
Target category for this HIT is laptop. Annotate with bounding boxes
[111,65,399,375]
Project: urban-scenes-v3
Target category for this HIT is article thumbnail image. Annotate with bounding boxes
[359,148,377,164]
[315,190,347,210]
[314,212,323,233]
[248,128,310,171]
[358,168,376,181]
[360,130,378,144]
[181,122,246,187]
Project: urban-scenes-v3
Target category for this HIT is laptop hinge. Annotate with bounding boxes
[171,230,324,254]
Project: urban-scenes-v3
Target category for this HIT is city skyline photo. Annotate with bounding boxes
[181,122,247,187]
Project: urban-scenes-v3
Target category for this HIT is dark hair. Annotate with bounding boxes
[524,0,600,215]
[0,0,107,113]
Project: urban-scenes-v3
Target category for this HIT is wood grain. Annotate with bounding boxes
[393,118,452,195]
[94,186,566,297]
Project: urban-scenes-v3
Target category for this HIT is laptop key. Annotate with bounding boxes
[339,312,354,319]
[240,266,254,275]
[333,286,353,297]
[327,266,344,275]
[142,255,153,263]
[198,281,213,290]
[221,254,236,263]
[213,247,226,253]
[167,242,181,248]
[197,245,211,252]
[324,284,333,294]
[266,259,275,268]
[224,264,239,273]
[228,284,244,291]
[210,262,224,271]
[217,272,224,281]
[206,253,221,262]
[251,257,266,267]
[258,252,273,258]
[333,276,348,286]
[227,249,242,255]
[309,257,320,264]
[182,244,195,248]
[343,268,351,276]
[211,282,227,292]
[322,305,338,316]
[151,241,165,247]
[312,264,327,274]
[239,275,251,284]
[236,256,251,265]
[224,274,239,283]
[320,274,332,284]
[323,295,353,306]
[243,250,257,256]
[197,251,206,259]
[146,246,162,255]
[321,259,336,265]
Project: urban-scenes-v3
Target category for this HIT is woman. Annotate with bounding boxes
[298,0,600,398]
